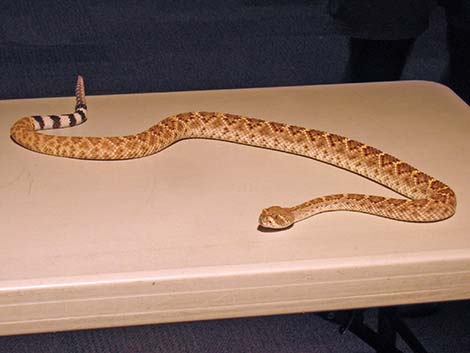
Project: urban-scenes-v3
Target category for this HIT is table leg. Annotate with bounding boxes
[319,307,429,353]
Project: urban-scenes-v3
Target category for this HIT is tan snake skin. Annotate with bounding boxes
[10,77,456,229]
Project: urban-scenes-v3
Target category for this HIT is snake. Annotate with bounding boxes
[10,76,456,229]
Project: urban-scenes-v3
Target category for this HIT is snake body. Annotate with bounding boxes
[10,77,456,229]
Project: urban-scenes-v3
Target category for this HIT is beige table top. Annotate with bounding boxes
[1,81,469,335]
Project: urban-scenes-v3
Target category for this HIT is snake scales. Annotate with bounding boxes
[10,76,456,229]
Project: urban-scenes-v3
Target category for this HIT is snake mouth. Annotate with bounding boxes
[257,223,294,232]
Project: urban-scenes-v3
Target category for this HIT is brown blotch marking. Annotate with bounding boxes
[147,133,158,145]
[205,119,226,133]
[245,118,265,130]
[202,112,218,124]
[347,139,363,151]
[221,113,241,126]
[413,199,429,208]
[396,162,414,176]
[148,124,162,134]
[348,194,366,201]
[442,188,456,199]
[185,115,204,130]
[306,129,323,143]
[288,125,305,136]
[365,157,378,168]
[414,171,431,185]
[431,193,448,203]
[175,113,191,122]
[123,139,135,150]
[70,137,83,145]
[136,133,150,144]
[429,179,447,190]
[310,198,327,205]
[294,198,323,210]
[165,117,181,129]
[368,196,386,203]
[387,199,407,207]
[363,146,381,157]
[29,134,41,145]
[188,112,200,121]
[324,194,344,201]
[380,153,399,168]
[268,122,286,133]
[161,125,176,139]
[69,145,77,155]
[61,139,71,148]
[326,133,344,147]
[108,135,122,148]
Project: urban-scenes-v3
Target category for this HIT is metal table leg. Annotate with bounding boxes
[319,307,429,353]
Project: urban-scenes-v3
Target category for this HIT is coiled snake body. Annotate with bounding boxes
[10,77,456,229]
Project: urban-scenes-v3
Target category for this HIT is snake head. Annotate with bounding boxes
[258,206,295,229]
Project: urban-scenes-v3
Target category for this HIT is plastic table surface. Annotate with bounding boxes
[1,81,469,335]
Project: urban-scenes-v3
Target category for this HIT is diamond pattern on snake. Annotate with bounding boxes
[10,77,456,229]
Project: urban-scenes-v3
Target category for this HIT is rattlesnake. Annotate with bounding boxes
[10,76,456,229]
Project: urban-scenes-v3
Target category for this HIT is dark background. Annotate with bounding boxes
[1,1,469,352]
[0,0,455,99]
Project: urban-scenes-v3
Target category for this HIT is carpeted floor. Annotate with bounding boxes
[1,1,469,352]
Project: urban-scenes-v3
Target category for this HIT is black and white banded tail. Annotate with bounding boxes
[32,76,88,131]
